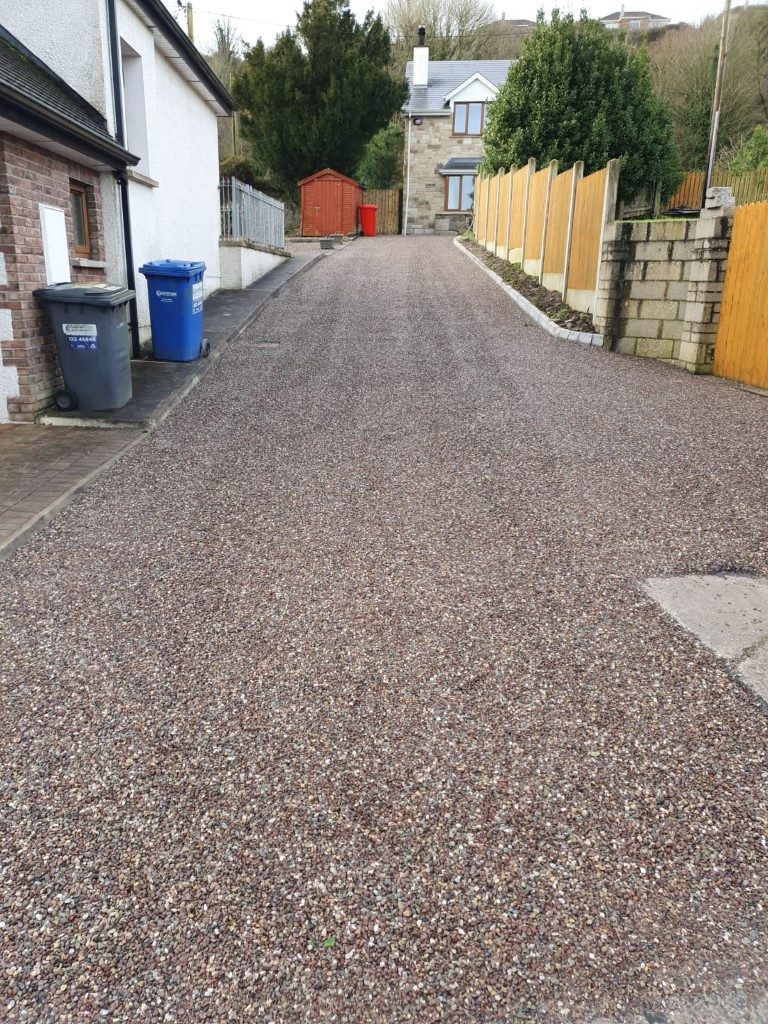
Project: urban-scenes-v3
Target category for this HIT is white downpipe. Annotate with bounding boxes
[403,115,412,235]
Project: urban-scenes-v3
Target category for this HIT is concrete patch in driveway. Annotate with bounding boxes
[645,572,768,701]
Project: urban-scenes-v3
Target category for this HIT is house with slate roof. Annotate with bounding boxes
[0,1,233,422]
[402,31,511,234]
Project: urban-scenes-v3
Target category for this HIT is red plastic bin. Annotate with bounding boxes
[358,204,378,237]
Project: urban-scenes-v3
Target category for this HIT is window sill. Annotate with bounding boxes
[127,169,159,189]
[71,257,107,269]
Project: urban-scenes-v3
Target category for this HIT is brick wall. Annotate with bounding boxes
[0,132,107,422]
[406,115,483,233]
[594,214,732,373]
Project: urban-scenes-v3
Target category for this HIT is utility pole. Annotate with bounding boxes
[702,0,732,205]
[186,1,194,43]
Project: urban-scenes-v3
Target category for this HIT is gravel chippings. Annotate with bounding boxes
[1,235,767,1023]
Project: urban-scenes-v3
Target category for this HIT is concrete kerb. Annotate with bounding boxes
[454,237,604,348]
[1,249,328,560]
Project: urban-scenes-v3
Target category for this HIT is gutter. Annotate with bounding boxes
[132,0,235,113]
[106,0,141,358]
[0,88,138,170]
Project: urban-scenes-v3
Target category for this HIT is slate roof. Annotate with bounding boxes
[0,25,136,166]
[600,10,668,19]
[404,60,512,114]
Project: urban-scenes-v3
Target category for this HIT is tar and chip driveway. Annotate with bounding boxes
[1,237,767,1023]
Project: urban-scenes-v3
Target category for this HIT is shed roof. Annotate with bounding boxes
[298,167,361,188]
[404,60,512,114]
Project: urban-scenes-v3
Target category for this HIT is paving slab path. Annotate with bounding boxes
[1,236,767,1024]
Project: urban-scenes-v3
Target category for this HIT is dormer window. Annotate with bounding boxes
[453,102,485,137]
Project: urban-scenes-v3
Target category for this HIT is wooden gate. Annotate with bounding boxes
[363,188,401,234]
[712,201,768,389]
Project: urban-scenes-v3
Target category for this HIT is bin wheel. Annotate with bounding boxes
[54,390,78,412]
[201,340,211,358]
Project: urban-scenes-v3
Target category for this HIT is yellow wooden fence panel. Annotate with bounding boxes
[486,174,499,252]
[508,166,529,260]
[567,167,607,292]
[523,166,549,262]
[713,201,768,389]
[474,176,486,243]
[667,168,768,210]
[542,167,573,276]
[495,170,512,255]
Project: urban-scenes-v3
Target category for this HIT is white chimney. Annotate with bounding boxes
[413,27,429,87]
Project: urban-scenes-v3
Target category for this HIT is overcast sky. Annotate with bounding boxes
[176,0,733,53]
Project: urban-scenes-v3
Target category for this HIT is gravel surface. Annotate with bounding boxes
[1,235,767,1023]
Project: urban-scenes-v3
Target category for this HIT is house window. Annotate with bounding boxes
[629,18,641,28]
[445,174,475,212]
[69,182,91,257]
[453,102,485,137]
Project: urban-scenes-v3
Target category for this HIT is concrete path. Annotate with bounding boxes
[646,573,768,701]
[0,425,142,553]
[1,236,767,1023]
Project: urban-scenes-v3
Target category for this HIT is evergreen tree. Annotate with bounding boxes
[355,120,404,187]
[233,0,407,193]
[482,11,681,201]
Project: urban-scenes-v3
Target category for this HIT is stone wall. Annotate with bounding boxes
[594,213,732,373]
[405,115,483,233]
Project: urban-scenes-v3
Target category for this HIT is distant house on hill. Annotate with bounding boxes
[480,14,537,58]
[599,7,671,32]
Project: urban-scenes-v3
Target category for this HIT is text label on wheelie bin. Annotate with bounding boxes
[63,323,99,351]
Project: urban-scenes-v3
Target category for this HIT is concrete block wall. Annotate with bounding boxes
[594,214,732,373]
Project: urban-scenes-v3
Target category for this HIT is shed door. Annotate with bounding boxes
[317,177,344,235]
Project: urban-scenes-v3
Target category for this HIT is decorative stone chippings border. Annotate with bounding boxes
[454,237,604,349]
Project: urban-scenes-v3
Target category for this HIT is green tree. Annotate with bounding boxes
[482,10,681,201]
[233,0,407,193]
[650,9,768,168]
[355,119,404,187]
[729,125,768,172]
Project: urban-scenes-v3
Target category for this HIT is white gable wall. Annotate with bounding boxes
[446,78,499,106]
[117,0,222,343]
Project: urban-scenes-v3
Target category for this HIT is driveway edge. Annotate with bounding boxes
[454,237,605,349]
[0,251,327,560]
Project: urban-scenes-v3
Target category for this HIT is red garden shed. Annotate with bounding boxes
[299,168,363,237]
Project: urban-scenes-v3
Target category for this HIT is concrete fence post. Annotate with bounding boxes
[592,158,621,311]
[538,160,558,284]
[518,158,536,267]
[561,160,584,300]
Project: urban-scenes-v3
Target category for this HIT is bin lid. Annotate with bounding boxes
[139,260,206,278]
[33,282,135,307]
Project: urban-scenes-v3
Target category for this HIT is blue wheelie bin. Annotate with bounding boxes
[139,260,206,361]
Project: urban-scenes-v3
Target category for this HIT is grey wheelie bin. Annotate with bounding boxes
[34,282,135,412]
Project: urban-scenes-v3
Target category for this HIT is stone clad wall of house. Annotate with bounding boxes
[407,116,484,233]
[0,134,107,422]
